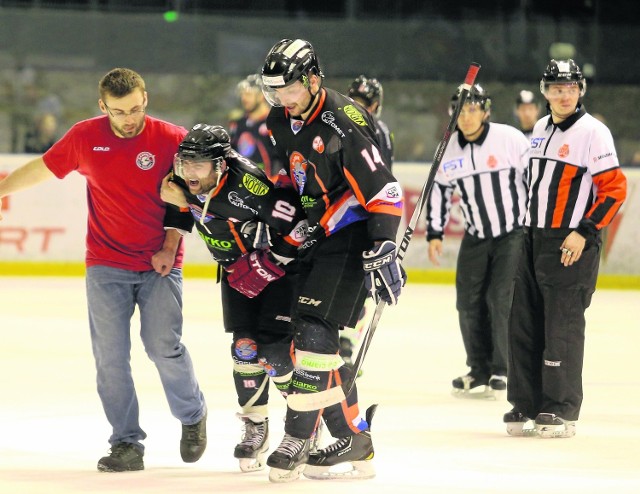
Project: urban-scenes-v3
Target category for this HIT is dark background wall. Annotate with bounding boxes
[1,2,638,163]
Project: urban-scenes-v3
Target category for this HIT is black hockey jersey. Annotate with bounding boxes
[266,87,403,244]
[170,151,307,267]
[228,114,285,178]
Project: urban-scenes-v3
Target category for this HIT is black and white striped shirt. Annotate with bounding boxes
[426,122,529,240]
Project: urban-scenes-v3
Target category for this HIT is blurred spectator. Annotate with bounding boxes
[24,112,59,153]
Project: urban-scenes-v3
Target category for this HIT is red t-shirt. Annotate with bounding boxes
[43,115,187,271]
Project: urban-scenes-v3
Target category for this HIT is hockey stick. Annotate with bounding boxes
[344,62,482,395]
[287,63,481,413]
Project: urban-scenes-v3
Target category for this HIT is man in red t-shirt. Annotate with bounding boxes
[0,68,207,472]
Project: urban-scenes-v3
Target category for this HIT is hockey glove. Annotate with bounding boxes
[362,240,407,306]
[226,250,285,298]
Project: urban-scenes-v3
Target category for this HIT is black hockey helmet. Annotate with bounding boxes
[261,39,323,106]
[540,59,586,97]
[347,75,384,117]
[174,124,230,179]
[450,83,491,115]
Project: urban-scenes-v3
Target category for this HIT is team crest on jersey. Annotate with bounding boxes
[136,151,155,170]
[290,151,307,195]
[312,136,325,153]
[235,338,258,360]
[558,144,570,158]
[487,155,498,168]
[290,118,304,135]
[385,184,401,199]
[242,174,269,196]
[343,104,367,127]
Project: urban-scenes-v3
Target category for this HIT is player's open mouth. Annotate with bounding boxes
[189,180,200,187]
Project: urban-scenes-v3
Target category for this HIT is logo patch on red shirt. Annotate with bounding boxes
[136,152,155,170]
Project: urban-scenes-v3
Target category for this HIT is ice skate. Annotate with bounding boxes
[451,371,493,399]
[503,409,536,437]
[266,433,311,483]
[535,413,576,438]
[304,404,377,480]
[234,413,269,472]
[489,375,507,399]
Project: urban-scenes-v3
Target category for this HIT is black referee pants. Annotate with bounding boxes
[507,227,601,421]
[456,229,523,378]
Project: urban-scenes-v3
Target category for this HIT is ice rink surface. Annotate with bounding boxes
[1,276,639,494]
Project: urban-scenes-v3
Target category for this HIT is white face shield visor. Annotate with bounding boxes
[261,74,288,107]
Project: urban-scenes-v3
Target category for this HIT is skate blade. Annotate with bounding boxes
[506,420,537,437]
[268,464,306,483]
[451,386,496,400]
[239,456,267,472]
[236,442,269,472]
[303,460,375,480]
[536,424,576,439]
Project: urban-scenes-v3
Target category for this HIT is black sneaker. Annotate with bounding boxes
[97,442,144,472]
[304,404,377,480]
[180,411,207,462]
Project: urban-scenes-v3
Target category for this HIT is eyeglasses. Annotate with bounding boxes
[104,103,146,120]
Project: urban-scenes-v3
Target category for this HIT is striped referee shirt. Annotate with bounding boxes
[426,122,529,240]
[526,106,626,237]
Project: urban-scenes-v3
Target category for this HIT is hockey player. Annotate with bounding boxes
[160,124,308,471]
[340,74,396,371]
[347,75,394,171]
[504,59,626,438]
[229,74,285,179]
[260,38,405,482]
[425,84,529,400]
[514,89,541,139]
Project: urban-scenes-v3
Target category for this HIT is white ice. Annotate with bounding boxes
[1,277,639,494]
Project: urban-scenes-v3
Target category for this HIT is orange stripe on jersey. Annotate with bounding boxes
[551,165,578,228]
[228,221,248,255]
[343,167,367,206]
[587,167,627,229]
[344,168,402,217]
[305,89,327,125]
[316,191,352,234]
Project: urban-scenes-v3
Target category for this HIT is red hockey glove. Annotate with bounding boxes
[226,250,285,298]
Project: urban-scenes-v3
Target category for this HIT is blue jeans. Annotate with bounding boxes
[86,265,206,449]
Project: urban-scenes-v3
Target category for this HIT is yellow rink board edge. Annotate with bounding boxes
[1,262,638,290]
